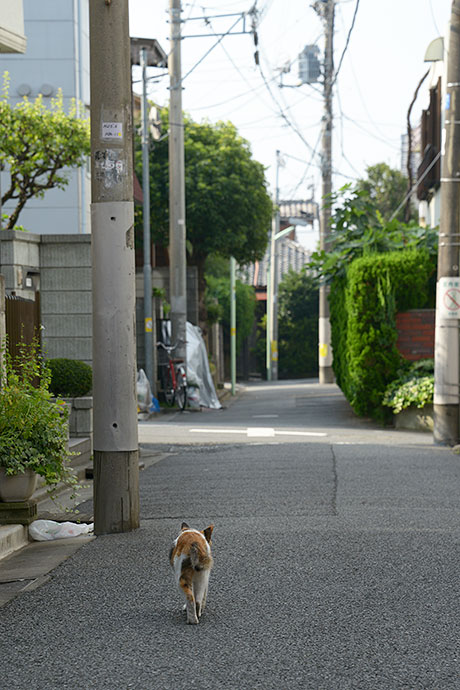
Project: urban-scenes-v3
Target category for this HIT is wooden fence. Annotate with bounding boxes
[5,293,41,357]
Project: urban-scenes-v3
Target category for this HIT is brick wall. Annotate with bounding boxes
[395,309,435,361]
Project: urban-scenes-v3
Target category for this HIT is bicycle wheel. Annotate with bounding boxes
[174,369,187,411]
[163,367,175,406]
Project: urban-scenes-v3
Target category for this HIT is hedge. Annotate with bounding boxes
[329,249,434,421]
[47,358,92,398]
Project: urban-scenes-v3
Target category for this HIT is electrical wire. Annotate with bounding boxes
[181,13,243,82]
[389,151,441,221]
[332,0,360,86]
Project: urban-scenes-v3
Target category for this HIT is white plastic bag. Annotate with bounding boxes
[137,368,152,412]
[29,519,94,541]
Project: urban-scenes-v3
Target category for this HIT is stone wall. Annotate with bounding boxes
[0,232,199,372]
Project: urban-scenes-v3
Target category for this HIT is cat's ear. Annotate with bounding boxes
[181,522,189,530]
[203,525,214,543]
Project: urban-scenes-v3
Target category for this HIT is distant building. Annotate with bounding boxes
[0,0,90,235]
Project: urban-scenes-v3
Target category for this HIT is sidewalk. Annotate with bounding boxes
[0,381,241,575]
[1,381,459,689]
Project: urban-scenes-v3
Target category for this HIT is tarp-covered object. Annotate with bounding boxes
[186,322,221,409]
[159,321,221,410]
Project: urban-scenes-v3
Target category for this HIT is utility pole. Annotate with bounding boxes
[140,47,154,391]
[169,0,187,361]
[433,0,460,445]
[271,150,282,381]
[89,0,139,534]
[315,0,335,384]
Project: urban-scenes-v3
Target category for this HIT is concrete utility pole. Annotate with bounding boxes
[140,47,154,391]
[271,150,282,381]
[169,0,187,361]
[316,0,335,384]
[89,0,139,534]
[433,0,460,445]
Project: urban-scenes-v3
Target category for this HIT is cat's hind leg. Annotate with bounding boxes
[193,570,210,619]
[179,570,199,625]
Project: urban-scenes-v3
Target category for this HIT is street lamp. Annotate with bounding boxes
[130,38,167,392]
[266,224,294,381]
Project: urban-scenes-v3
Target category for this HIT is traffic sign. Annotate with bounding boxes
[438,277,460,319]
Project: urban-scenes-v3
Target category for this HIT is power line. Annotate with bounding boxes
[332,0,360,85]
[181,13,243,82]
[389,151,441,222]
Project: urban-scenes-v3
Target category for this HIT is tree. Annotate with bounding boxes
[135,110,273,327]
[278,269,318,379]
[0,73,90,230]
[309,184,437,284]
[205,273,256,355]
[355,162,417,223]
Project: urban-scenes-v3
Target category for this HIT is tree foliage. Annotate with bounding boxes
[309,184,437,285]
[0,73,91,230]
[135,109,272,326]
[205,274,256,355]
[278,269,318,379]
[355,162,416,223]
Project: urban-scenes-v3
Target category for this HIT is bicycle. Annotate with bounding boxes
[157,341,187,410]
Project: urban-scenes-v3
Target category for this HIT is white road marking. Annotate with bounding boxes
[252,414,279,418]
[247,427,276,437]
[188,427,327,438]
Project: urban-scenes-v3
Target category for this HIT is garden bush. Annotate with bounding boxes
[329,249,434,421]
[47,358,92,397]
[382,359,434,414]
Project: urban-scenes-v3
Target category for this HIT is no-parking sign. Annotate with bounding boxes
[438,277,460,319]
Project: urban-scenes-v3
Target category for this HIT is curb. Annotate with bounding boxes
[0,525,28,561]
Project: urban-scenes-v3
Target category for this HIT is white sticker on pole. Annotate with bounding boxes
[101,122,123,140]
[438,277,460,319]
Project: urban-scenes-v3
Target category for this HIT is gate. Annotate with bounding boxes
[5,293,41,357]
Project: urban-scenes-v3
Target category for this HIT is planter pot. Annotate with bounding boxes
[394,404,434,432]
[0,468,38,502]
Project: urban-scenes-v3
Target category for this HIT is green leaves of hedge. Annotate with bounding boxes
[330,249,434,421]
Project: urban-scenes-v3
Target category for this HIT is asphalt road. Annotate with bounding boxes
[1,381,459,689]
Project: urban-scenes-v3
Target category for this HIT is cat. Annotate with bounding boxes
[169,522,214,625]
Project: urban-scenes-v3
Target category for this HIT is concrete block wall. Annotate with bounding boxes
[396,309,435,361]
[40,234,92,364]
[1,232,200,375]
[0,275,5,346]
[0,230,41,298]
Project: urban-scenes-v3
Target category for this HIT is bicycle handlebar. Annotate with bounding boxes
[156,340,186,354]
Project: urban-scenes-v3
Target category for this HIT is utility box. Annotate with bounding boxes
[298,45,321,84]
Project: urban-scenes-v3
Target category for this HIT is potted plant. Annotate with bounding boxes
[0,337,78,502]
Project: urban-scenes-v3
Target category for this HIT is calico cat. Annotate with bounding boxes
[169,522,214,625]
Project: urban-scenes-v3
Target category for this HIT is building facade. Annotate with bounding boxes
[0,0,90,235]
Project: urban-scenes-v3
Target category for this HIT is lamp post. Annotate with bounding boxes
[266,224,294,381]
[130,38,167,393]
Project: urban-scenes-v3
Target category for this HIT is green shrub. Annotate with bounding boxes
[0,338,77,492]
[329,249,434,421]
[383,359,434,413]
[47,358,92,397]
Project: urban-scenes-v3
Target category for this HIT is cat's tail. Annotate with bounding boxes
[190,542,213,571]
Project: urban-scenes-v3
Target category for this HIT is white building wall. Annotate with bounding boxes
[0,0,90,235]
[0,0,26,53]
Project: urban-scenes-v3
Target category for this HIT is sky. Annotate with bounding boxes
[129,0,452,249]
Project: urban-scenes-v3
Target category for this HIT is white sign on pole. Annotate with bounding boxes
[438,277,460,319]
